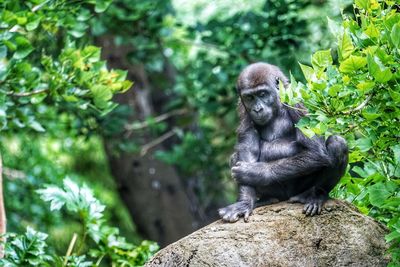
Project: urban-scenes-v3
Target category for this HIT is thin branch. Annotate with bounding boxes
[32,0,52,12]
[140,128,178,156]
[95,254,105,266]
[342,124,357,134]
[281,103,308,112]
[3,167,25,180]
[342,94,372,115]
[125,108,188,131]
[7,89,49,97]
[63,233,78,266]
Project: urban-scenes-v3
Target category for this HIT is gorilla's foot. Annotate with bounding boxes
[288,187,328,216]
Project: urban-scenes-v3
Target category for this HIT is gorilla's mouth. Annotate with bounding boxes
[251,111,271,125]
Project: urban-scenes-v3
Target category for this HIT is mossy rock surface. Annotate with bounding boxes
[145,200,389,267]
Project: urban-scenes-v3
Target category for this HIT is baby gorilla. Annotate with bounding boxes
[219,62,348,222]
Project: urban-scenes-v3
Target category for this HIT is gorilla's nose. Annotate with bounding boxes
[254,106,263,113]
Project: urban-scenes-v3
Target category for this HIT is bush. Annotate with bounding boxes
[281,1,400,264]
[1,179,158,266]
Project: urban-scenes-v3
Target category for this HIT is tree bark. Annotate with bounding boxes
[98,36,197,246]
[0,154,6,258]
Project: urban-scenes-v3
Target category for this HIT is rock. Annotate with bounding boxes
[145,200,389,267]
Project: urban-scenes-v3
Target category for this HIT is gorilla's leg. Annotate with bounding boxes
[256,197,280,208]
[324,135,348,189]
[288,135,348,216]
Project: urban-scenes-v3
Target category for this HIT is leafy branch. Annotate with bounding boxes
[6,89,49,97]
[342,94,373,115]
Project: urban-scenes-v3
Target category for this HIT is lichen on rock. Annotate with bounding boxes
[145,200,389,267]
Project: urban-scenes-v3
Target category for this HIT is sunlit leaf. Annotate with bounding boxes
[339,55,367,73]
[29,121,45,132]
[367,54,393,83]
[391,22,400,48]
[299,63,314,83]
[95,0,113,13]
[13,36,34,59]
[311,49,332,70]
[338,31,354,61]
[355,0,370,10]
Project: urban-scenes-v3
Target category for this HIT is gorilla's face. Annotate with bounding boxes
[241,86,279,126]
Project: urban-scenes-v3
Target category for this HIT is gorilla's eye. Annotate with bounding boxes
[275,77,280,85]
[244,95,253,101]
[258,91,267,97]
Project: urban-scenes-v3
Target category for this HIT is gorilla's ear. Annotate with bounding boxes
[272,66,289,89]
[268,65,289,89]
[275,76,280,87]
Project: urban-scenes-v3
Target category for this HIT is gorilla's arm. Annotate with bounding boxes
[233,129,260,164]
[218,130,259,222]
[232,129,259,203]
[232,136,332,187]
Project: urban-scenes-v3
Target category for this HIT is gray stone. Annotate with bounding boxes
[145,200,389,267]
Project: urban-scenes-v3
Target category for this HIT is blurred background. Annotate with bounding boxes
[6,0,400,266]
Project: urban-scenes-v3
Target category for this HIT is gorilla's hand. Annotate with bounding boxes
[231,161,257,185]
[218,200,253,222]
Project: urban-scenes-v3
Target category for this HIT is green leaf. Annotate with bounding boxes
[120,80,133,92]
[77,9,92,21]
[26,17,41,31]
[389,89,400,102]
[3,40,16,51]
[339,55,367,73]
[356,81,375,92]
[362,107,381,120]
[91,85,112,109]
[368,182,392,208]
[392,144,400,164]
[29,121,45,132]
[37,186,67,210]
[0,45,7,58]
[30,93,47,104]
[82,45,101,62]
[364,23,379,38]
[299,63,314,83]
[391,22,400,48]
[13,36,34,59]
[279,79,290,103]
[311,49,332,70]
[328,84,341,96]
[355,137,372,152]
[385,230,400,243]
[355,0,370,10]
[367,54,393,83]
[95,0,112,13]
[338,31,354,61]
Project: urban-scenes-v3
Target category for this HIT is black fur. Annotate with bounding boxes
[219,63,348,222]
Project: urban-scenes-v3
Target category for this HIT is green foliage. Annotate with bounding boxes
[2,227,51,266]
[0,0,157,265]
[281,1,400,263]
[1,179,158,266]
[0,0,132,132]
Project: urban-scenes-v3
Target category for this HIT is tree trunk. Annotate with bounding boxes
[0,155,6,258]
[98,36,197,246]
